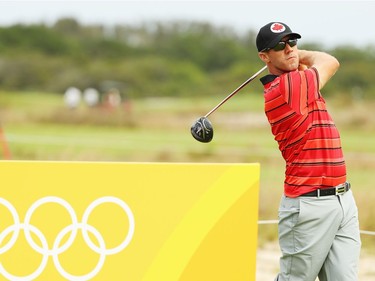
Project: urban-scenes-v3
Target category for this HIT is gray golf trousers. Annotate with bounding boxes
[274,189,361,281]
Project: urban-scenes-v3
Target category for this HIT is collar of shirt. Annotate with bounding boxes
[260,74,278,85]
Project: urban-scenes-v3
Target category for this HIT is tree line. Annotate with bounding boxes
[0,18,374,99]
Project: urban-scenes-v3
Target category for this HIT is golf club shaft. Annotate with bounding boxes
[204,65,267,118]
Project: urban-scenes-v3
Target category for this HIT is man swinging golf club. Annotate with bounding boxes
[256,22,361,281]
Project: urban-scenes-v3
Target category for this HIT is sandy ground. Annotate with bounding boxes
[256,242,375,281]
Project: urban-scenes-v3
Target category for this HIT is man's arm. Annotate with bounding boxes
[298,50,340,90]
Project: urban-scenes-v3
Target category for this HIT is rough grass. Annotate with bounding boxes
[1,91,375,247]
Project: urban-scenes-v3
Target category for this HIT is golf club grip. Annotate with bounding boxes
[204,65,267,118]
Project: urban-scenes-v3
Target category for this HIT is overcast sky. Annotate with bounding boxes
[0,0,374,48]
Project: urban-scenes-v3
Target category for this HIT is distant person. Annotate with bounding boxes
[83,88,100,107]
[256,22,361,281]
[103,88,122,110]
[0,123,11,159]
[64,87,81,109]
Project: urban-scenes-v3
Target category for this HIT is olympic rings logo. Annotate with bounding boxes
[0,196,135,281]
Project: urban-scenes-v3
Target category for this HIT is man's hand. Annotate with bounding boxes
[298,63,308,71]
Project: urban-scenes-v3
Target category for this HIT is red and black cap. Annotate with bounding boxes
[256,22,301,52]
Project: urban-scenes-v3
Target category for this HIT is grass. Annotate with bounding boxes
[1,90,375,247]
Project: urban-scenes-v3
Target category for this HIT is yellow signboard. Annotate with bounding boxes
[0,161,260,281]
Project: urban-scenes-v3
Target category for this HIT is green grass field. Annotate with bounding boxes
[1,91,375,247]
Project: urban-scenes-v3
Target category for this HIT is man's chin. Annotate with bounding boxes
[280,65,298,73]
[288,65,299,72]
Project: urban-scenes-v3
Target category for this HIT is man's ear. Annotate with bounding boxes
[258,52,270,63]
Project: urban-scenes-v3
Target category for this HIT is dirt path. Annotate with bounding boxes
[257,242,375,281]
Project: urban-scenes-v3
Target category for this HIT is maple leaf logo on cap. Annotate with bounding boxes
[270,23,286,33]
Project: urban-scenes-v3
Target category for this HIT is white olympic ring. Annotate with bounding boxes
[0,196,135,281]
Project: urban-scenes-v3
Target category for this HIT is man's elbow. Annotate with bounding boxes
[332,56,340,73]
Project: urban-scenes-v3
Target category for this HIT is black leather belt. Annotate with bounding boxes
[300,182,351,197]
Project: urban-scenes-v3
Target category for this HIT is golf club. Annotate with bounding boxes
[191,65,267,143]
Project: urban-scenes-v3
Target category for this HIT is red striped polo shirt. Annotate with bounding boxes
[261,68,346,197]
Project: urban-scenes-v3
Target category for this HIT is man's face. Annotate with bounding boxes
[259,36,299,75]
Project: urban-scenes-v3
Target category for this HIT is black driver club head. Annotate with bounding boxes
[191,117,213,143]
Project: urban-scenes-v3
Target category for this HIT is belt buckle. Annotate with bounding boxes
[335,183,346,195]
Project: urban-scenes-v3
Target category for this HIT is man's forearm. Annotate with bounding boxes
[298,50,340,89]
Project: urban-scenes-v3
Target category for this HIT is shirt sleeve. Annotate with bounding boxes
[279,68,321,115]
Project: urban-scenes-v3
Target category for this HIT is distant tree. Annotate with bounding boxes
[53,18,81,36]
[0,19,373,98]
[0,24,72,55]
